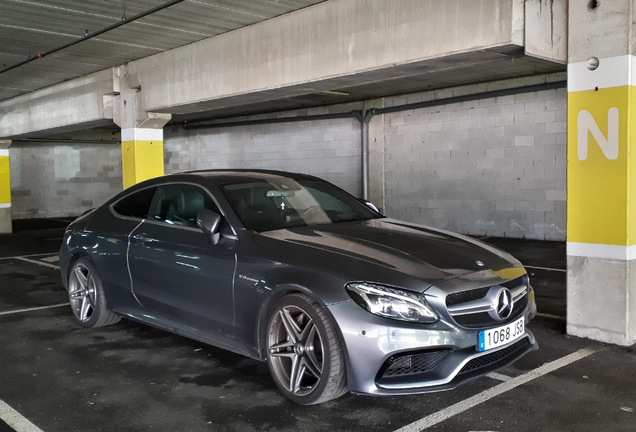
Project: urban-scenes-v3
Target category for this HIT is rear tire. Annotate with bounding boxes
[67,258,121,328]
[266,293,347,405]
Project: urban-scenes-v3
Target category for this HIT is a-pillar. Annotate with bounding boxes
[0,140,11,234]
[121,128,166,189]
[566,1,636,346]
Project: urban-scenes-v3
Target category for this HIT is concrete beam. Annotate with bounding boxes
[0,69,117,139]
[0,0,568,138]
[126,0,540,115]
[525,0,568,64]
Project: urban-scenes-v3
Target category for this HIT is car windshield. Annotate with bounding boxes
[220,176,381,232]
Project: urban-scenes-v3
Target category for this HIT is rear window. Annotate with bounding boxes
[112,187,158,219]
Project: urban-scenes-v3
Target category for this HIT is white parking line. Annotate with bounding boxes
[0,253,56,261]
[0,304,68,316]
[524,265,567,273]
[40,256,59,263]
[536,312,567,321]
[0,399,44,432]
[485,372,511,382]
[12,257,60,270]
[392,347,600,432]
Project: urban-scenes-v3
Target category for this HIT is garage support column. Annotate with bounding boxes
[566,1,636,346]
[114,73,172,190]
[121,128,166,190]
[0,140,11,234]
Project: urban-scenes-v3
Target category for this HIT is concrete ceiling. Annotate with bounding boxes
[0,0,326,102]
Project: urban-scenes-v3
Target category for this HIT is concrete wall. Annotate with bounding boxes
[162,75,567,240]
[7,76,566,242]
[382,87,567,240]
[10,142,121,219]
[164,117,362,196]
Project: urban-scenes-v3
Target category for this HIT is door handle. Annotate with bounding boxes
[133,233,156,243]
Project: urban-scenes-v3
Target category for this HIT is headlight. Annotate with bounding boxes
[345,282,439,324]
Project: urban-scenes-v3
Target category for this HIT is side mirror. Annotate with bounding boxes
[360,199,380,213]
[197,209,221,237]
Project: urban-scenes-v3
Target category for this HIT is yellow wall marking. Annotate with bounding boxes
[121,140,164,190]
[0,156,11,205]
[567,85,635,247]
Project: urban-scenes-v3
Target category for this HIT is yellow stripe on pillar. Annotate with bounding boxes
[0,149,10,207]
[121,128,165,190]
[567,55,636,259]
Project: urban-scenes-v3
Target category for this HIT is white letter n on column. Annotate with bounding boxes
[578,108,619,160]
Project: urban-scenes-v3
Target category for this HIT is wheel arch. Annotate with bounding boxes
[255,284,352,389]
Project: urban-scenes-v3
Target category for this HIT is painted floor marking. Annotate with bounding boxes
[0,303,68,316]
[536,312,566,321]
[0,399,44,432]
[393,347,600,432]
[40,256,59,263]
[524,265,566,273]
[13,257,60,270]
[485,372,511,382]
[0,253,58,261]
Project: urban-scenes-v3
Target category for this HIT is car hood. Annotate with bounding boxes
[256,218,519,288]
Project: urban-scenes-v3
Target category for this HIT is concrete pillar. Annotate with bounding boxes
[114,68,171,190]
[121,128,166,190]
[566,0,636,346]
[0,140,11,233]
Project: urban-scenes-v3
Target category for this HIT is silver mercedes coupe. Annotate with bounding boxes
[59,170,537,405]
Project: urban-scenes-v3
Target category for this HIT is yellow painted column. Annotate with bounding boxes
[567,55,636,345]
[0,148,12,233]
[121,128,165,190]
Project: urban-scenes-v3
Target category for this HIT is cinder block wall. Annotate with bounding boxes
[9,77,566,242]
[382,87,567,240]
[164,118,362,196]
[10,142,122,218]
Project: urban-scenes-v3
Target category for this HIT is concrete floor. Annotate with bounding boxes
[0,221,635,432]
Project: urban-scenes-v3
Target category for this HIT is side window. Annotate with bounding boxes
[112,187,158,219]
[148,184,221,228]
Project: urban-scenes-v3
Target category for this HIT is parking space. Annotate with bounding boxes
[0,224,634,432]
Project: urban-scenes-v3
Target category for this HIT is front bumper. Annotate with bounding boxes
[328,296,537,396]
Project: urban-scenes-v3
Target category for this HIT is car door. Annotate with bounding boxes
[127,183,237,338]
[99,186,158,312]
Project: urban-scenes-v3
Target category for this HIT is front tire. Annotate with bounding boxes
[267,293,347,405]
[67,258,121,328]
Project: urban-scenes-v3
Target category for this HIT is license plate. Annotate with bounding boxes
[478,317,525,352]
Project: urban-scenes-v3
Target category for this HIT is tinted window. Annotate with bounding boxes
[112,187,158,219]
[148,184,221,228]
[221,177,380,232]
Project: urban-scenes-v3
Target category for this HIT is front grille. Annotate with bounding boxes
[445,276,525,308]
[379,350,452,379]
[501,276,526,289]
[446,286,490,307]
[458,337,530,375]
[453,294,528,328]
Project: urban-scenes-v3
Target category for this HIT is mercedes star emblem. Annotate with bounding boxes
[495,288,513,320]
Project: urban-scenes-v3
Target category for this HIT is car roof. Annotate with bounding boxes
[178,169,319,184]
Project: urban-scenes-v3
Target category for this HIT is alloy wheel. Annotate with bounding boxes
[268,305,325,396]
[68,263,97,322]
